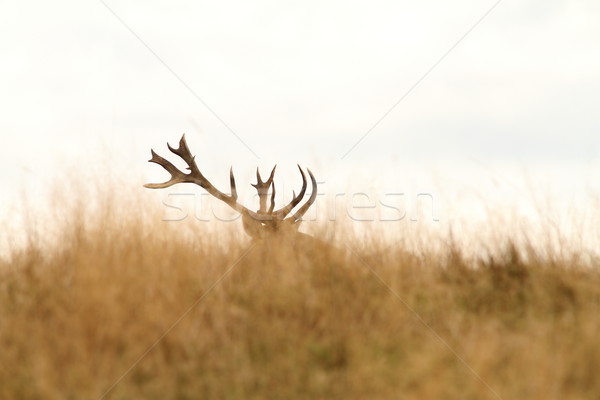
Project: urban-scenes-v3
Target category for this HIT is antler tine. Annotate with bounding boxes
[288,168,317,223]
[266,165,276,184]
[268,180,276,214]
[255,167,260,183]
[273,165,307,219]
[252,165,277,186]
[166,134,202,176]
[252,165,277,214]
[144,150,187,189]
[229,167,238,200]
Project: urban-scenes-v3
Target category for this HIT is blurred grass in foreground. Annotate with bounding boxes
[1,186,599,400]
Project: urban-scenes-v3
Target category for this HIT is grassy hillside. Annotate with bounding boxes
[1,191,599,400]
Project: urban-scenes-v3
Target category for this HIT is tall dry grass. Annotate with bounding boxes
[1,184,599,400]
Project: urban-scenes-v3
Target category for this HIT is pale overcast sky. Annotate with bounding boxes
[1,0,599,213]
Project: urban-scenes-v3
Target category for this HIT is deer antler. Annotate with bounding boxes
[289,169,317,223]
[272,165,307,220]
[145,134,318,236]
[144,134,250,215]
[252,166,276,214]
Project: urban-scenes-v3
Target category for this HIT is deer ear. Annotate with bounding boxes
[282,217,302,230]
[242,211,263,238]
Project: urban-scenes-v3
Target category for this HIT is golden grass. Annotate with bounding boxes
[1,187,600,400]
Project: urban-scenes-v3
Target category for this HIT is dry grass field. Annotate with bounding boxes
[1,185,599,400]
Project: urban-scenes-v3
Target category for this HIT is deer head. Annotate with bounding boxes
[144,135,317,239]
